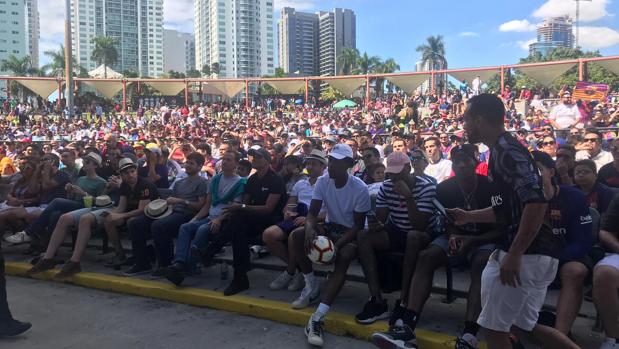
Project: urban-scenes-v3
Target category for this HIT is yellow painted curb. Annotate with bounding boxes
[6,262,485,348]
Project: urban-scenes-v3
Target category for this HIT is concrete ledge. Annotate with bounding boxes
[5,261,486,349]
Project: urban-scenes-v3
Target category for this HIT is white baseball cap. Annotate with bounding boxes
[328,143,354,160]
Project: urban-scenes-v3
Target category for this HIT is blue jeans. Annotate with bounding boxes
[174,218,213,269]
[27,198,83,238]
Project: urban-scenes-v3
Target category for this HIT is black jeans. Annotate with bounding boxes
[0,247,13,322]
[219,210,276,278]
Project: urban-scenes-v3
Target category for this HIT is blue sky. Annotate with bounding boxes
[39,0,619,72]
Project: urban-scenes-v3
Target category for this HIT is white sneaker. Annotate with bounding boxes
[269,271,293,290]
[292,280,320,309]
[287,272,305,291]
[600,338,619,349]
[4,231,31,244]
[305,315,325,347]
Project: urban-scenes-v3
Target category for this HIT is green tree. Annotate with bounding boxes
[0,54,34,76]
[375,58,400,95]
[416,35,447,92]
[201,64,211,77]
[42,45,83,77]
[354,52,381,75]
[210,62,221,77]
[186,69,201,78]
[91,36,119,78]
[337,48,360,75]
[320,85,344,101]
[166,70,186,79]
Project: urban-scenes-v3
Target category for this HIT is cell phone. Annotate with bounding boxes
[433,198,454,224]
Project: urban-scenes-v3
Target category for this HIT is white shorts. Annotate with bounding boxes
[477,250,558,332]
[596,254,619,271]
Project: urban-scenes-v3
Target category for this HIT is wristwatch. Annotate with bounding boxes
[184,200,190,206]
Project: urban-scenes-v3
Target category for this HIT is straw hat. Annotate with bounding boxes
[92,195,114,209]
[144,199,173,220]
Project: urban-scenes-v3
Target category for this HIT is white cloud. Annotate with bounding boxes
[517,38,537,51]
[458,31,479,37]
[163,0,194,33]
[579,26,619,49]
[38,1,66,66]
[533,0,610,22]
[499,19,537,32]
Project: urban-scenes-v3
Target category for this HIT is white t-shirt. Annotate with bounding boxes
[549,103,581,129]
[425,158,452,183]
[312,174,371,228]
[576,150,614,171]
[290,178,316,207]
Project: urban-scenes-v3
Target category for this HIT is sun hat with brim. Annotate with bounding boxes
[145,143,162,155]
[83,152,102,167]
[92,195,114,209]
[328,143,354,160]
[305,149,328,165]
[144,199,173,220]
[385,151,411,174]
[118,158,137,173]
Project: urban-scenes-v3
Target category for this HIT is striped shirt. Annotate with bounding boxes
[376,176,436,231]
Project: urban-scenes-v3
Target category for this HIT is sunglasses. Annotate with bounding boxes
[542,141,556,146]
[410,156,425,161]
[583,138,599,143]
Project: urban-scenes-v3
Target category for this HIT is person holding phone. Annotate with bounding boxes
[371,144,501,349]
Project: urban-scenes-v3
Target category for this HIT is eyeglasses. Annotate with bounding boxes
[583,138,599,143]
[542,141,556,146]
[410,156,425,161]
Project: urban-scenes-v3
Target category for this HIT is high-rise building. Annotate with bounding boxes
[415,60,431,93]
[0,0,28,74]
[71,0,164,77]
[194,0,275,78]
[25,0,39,68]
[529,16,574,57]
[318,8,355,77]
[163,29,195,74]
[278,7,319,76]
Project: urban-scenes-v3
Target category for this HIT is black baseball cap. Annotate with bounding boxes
[450,144,477,161]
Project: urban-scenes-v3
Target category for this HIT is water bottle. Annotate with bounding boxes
[220,262,229,280]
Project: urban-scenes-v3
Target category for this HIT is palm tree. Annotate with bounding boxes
[354,52,381,75]
[0,54,34,76]
[42,45,81,77]
[210,62,221,77]
[91,36,119,78]
[416,35,447,91]
[201,64,211,77]
[337,48,359,75]
[375,58,400,95]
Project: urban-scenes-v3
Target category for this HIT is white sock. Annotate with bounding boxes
[313,303,330,320]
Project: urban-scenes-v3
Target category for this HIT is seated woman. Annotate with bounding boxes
[263,150,327,292]
[574,159,615,215]
[0,159,41,237]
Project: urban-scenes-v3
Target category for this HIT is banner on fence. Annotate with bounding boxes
[572,81,609,101]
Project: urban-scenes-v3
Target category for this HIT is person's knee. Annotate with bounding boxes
[470,253,490,275]
[560,263,587,286]
[593,266,617,290]
[406,231,427,250]
[417,247,443,271]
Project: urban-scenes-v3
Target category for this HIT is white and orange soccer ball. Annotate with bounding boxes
[308,236,336,265]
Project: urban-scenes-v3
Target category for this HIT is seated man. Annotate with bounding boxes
[163,151,246,286]
[593,193,619,349]
[201,146,286,296]
[26,158,159,277]
[263,150,328,292]
[355,151,436,324]
[288,144,371,347]
[530,151,594,336]
[372,144,501,349]
[125,152,208,277]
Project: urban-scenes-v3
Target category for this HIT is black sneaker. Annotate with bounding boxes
[389,299,405,327]
[123,264,152,276]
[163,265,186,286]
[150,268,167,280]
[0,320,32,337]
[371,323,417,349]
[355,297,389,324]
[223,275,249,296]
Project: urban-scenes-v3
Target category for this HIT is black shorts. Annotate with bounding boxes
[384,223,409,253]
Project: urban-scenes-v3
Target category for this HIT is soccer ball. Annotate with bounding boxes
[308,236,336,265]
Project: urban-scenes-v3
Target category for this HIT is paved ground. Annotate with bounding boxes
[2,276,376,349]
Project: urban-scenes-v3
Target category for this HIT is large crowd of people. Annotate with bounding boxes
[1,87,619,349]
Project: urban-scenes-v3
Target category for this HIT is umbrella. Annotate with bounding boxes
[295,99,303,104]
[332,99,357,109]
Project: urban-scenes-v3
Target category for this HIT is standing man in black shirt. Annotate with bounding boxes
[206,146,286,296]
[449,94,577,349]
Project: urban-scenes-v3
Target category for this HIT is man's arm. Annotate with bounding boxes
[191,193,212,221]
[243,193,281,215]
[600,230,619,254]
